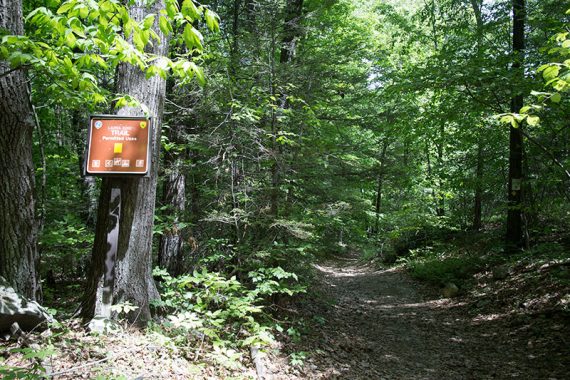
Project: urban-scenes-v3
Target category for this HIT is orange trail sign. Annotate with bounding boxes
[86,116,151,175]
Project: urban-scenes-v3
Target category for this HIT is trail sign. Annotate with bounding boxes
[85,115,152,176]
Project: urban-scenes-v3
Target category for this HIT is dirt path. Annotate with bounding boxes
[269,256,568,379]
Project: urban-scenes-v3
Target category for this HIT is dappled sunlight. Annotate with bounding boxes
[281,257,568,379]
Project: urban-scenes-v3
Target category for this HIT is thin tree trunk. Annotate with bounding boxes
[506,0,525,253]
[0,0,40,300]
[373,140,389,234]
[473,141,483,230]
[470,0,484,231]
[73,112,98,226]
[81,0,168,323]
[230,0,242,74]
[436,123,445,217]
[159,123,186,276]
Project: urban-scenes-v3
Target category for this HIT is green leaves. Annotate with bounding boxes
[542,65,560,81]
[3,0,218,108]
[205,9,220,32]
[165,0,179,19]
[526,115,540,126]
[499,114,519,128]
[57,1,74,14]
[183,24,204,51]
[152,266,279,349]
[181,0,201,20]
[158,15,172,36]
[143,14,155,29]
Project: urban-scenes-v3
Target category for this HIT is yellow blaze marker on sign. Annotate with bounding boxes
[114,143,123,154]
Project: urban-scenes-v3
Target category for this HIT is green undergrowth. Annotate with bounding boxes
[396,229,570,291]
[0,265,307,379]
[405,252,487,287]
[151,265,306,354]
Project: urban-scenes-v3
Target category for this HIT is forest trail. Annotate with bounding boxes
[269,256,567,379]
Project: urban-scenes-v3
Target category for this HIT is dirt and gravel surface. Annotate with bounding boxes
[2,255,567,379]
[268,256,569,379]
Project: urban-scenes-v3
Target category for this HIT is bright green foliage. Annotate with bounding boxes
[498,13,570,126]
[0,0,218,108]
[151,266,304,349]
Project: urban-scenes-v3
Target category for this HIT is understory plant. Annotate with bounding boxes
[151,265,305,352]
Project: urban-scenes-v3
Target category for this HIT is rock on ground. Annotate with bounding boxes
[0,277,53,332]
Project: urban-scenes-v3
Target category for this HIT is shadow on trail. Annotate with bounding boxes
[284,256,568,380]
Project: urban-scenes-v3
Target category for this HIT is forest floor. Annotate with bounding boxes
[2,254,568,379]
[265,255,569,379]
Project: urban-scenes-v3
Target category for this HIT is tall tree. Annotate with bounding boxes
[0,0,39,299]
[158,119,189,276]
[81,0,169,322]
[506,0,526,252]
[270,0,304,216]
[470,0,485,231]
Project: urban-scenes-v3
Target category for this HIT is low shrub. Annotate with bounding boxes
[407,255,485,286]
[151,266,305,350]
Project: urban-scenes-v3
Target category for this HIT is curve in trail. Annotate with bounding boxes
[278,256,562,380]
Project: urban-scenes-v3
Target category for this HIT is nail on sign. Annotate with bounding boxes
[86,116,151,175]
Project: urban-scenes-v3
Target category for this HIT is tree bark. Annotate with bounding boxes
[230,0,242,74]
[81,0,168,323]
[280,0,304,64]
[473,141,483,230]
[470,0,484,231]
[158,123,186,276]
[373,140,389,234]
[436,123,445,217]
[506,0,525,252]
[0,0,40,300]
[73,112,98,226]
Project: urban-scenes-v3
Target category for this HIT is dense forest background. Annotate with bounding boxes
[22,0,570,283]
[1,0,569,378]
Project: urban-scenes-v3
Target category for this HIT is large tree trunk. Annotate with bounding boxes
[81,0,168,323]
[0,0,40,300]
[505,0,525,252]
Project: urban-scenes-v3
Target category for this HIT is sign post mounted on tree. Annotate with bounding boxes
[85,115,152,176]
[84,115,153,328]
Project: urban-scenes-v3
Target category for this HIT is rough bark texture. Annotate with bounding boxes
[0,0,40,300]
[506,0,525,252]
[81,0,168,323]
[158,123,186,276]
